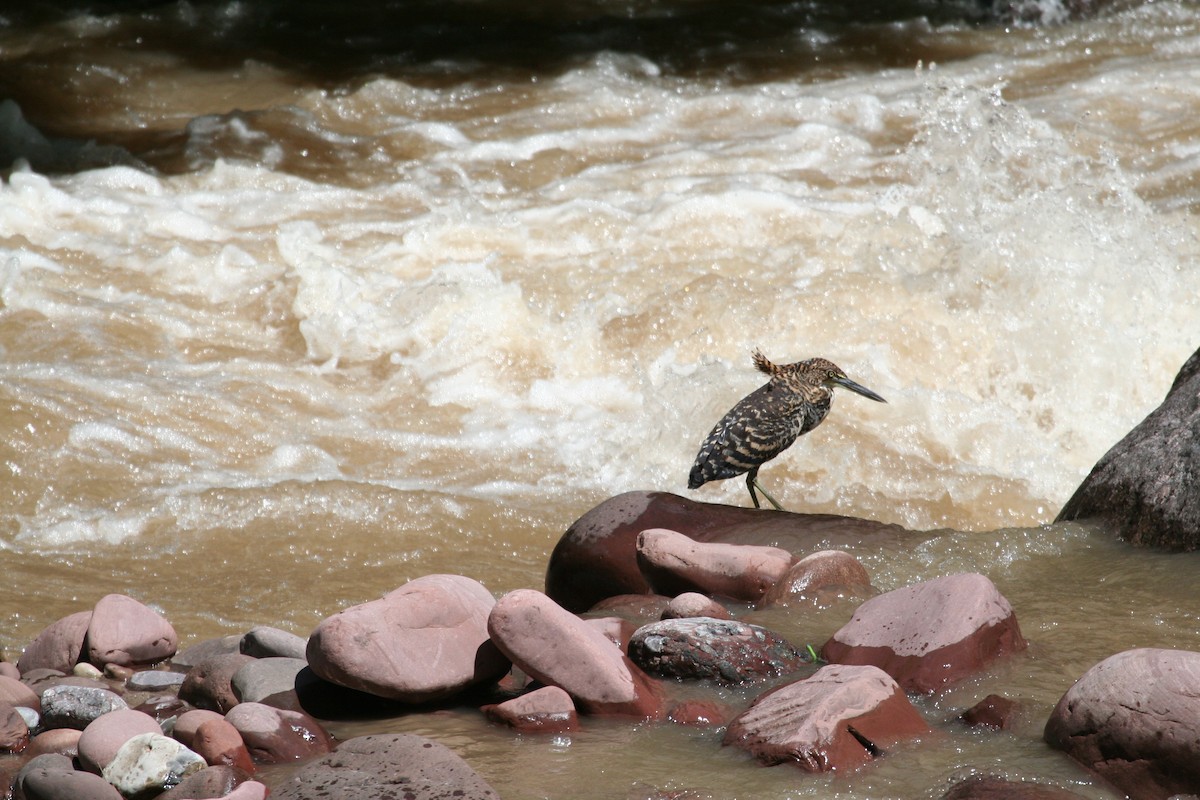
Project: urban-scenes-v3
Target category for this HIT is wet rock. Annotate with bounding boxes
[17,611,91,674]
[271,732,501,800]
[192,718,255,773]
[223,701,331,763]
[101,732,206,798]
[661,592,731,620]
[26,728,81,759]
[231,656,307,705]
[1044,647,1200,800]
[941,775,1092,799]
[585,616,639,650]
[157,765,254,800]
[86,594,179,668]
[0,703,29,753]
[239,626,308,660]
[307,574,510,703]
[547,491,908,612]
[588,594,671,623]
[1057,345,1200,550]
[482,685,579,733]
[171,635,242,669]
[179,653,255,713]
[171,709,226,748]
[636,528,795,602]
[77,707,162,773]
[821,572,1027,693]
[126,669,187,692]
[39,684,128,730]
[628,617,806,683]
[0,675,39,711]
[723,663,930,773]
[218,780,269,800]
[759,550,873,607]
[132,694,188,725]
[961,694,1019,730]
[668,700,729,727]
[15,753,123,800]
[488,589,666,719]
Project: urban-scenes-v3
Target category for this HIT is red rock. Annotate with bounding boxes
[224,701,331,763]
[548,491,908,612]
[26,728,82,759]
[587,594,671,622]
[156,765,254,800]
[307,574,510,703]
[15,753,124,800]
[668,700,729,727]
[0,674,40,711]
[171,709,226,748]
[0,703,29,753]
[628,618,806,683]
[961,694,1019,730]
[17,611,91,674]
[636,528,795,602]
[661,592,731,620]
[192,718,255,773]
[179,653,255,713]
[585,616,639,649]
[488,589,666,720]
[482,686,579,733]
[1044,648,1200,800]
[759,550,873,607]
[821,572,1027,693]
[84,595,178,669]
[77,708,162,773]
[941,775,1091,799]
[723,663,930,772]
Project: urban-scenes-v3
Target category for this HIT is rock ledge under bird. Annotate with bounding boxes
[688,350,885,510]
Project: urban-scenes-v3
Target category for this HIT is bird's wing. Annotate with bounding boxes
[689,384,797,486]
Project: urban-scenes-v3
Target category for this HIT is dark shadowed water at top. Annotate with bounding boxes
[1,0,1198,797]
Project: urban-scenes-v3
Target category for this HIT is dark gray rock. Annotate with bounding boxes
[1057,346,1200,549]
[170,635,242,670]
[38,685,128,731]
[15,753,123,800]
[628,618,807,683]
[231,657,308,705]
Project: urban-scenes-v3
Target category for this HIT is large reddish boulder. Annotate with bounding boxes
[17,611,91,674]
[723,663,930,772]
[86,594,178,668]
[488,589,665,719]
[306,574,510,703]
[547,491,908,612]
[821,572,1027,693]
[1044,648,1200,800]
[635,528,795,602]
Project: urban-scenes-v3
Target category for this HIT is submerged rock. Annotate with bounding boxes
[628,617,806,683]
[941,775,1091,799]
[759,550,874,608]
[1057,345,1200,550]
[635,528,795,602]
[482,685,579,734]
[821,572,1027,693]
[960,693,1019,730]
[1044,647,1200,800]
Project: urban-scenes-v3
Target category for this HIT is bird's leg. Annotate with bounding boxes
[747,469,785,511]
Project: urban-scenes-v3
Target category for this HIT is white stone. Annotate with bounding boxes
[102,732,205,797]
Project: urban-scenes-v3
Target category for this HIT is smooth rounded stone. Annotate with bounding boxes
[668,699,729,727]
[17,705,39,728]
[103,663,135,681]
[26,728,82,759]
[821,572,1028,693]
[1057,345,1200,550]
[77,708,162,773]
[1044,648,1200,800]
[0,703,30,753]
[156,765,254,800]
[661,592,731,620]
[271,733,501,800]
[636,528,796,602]
[307,574,510,704]
[548,491,910,612]
[224,701,331,763]
[218,780,269,800]
[588,594,672,623]
[482,686,579,733]
[74,662,104,680]
[17,611,91,674]
[961,694,1019,730]
[488,589,666,719]
[941,775,1091,799]
[192,718,255,773]
[0,661,19,679]
[16,753,123,800]
[585,616,639,649]
[101,732,206,798]
[239,626,308,660]
[629,617,806,683]
[723,663,931,773]
[171,635,243,669]
[171,709,226,748]
[179,653,256,713]
[231,656,307,705]
[0,674,40,711]
[759,550,874,607]
[39,684,128,730]
[126,669,187,692]
[86,594,179,668]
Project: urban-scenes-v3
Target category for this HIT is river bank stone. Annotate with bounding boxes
[239,626,307,660]
[661,592,731,620]
[224,701,332,763]
[0,675,40,712]
[629,618,807,683]
[231,656,308,705]
[0,704,29,753]
[1057,345,1200,550]
[179,653,255,713]
[821,572,1027,693]
[759,550,873,607]
[15,753,123,800]
[86,593,179,668]
[547,491,908,612]
[636,528,795,602]
[77,707,162,773]
[482,685,579,733]
[17,611,91,674]
[723,663,930,773]
[101,732,206,797]
[192,718,256,772]
[39,684,128,730]
[1044,647,1200,800]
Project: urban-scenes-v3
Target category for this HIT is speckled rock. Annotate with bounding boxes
[723,663,930,773]
[101,732,206,798]
[17,612,91,674]
[759,550,873,607]
[488,589,666,719]
[270,733,501,800]
[86,594,179,668]
[224,701,332,763]
[636,528,796,602]
[15,753,123,800]
[39,684,128,731]
[77,708,162,773]
[1044,648,1200,800]
[240,626,308,660]
[629,617,806,683]
[821,572,1027,693]
[661,593,731,620]
[482,686,579,733]
[179,653,256,713]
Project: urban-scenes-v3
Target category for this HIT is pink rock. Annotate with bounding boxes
[179,653,256,713]
[0,704,29,753]
[636,528,795,602]
[172,709,226,748]
[584,616,638,649]
[588,594,671,622]
[1044,648,1200,800]
[723,663,931,772]
[759,550,873,607]
[0,662,19,679]
[26,727,82,758]
[77,708,162,773]
[488,589,666,719]
[224,701,331,763]
[661,592,731,620]
[17,611,91,674]
[192,718,255,773]
[307,574,510,703]
[86,594,179,668]
[0,674,39,711]
[821,572,1027,693]
[220,780,270,800]
[482,686,579,733]
[16,753,124,800]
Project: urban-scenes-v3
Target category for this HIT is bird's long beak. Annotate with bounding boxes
[831,375,887,403]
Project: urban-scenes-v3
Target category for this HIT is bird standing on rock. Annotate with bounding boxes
[688,350,886,511]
